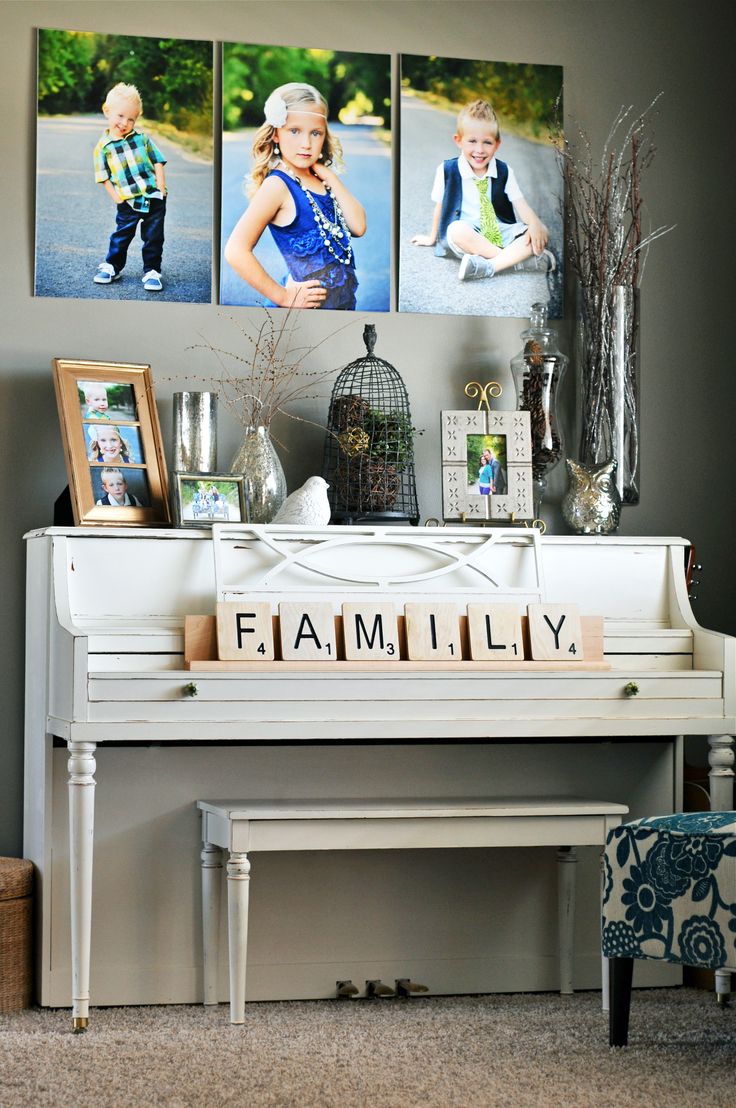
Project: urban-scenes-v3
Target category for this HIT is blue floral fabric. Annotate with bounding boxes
[602,812,736,970]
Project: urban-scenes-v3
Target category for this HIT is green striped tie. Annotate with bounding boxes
[475,178,503,248]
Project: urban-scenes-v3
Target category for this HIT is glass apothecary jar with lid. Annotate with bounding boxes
[510,302,568,519]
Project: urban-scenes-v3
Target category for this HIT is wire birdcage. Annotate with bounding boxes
[322,325,419,525]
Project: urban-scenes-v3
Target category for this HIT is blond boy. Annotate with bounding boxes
[411,99,555,281]
[93,82,168,291]
[80,382,110,420]
[95,469,141,507]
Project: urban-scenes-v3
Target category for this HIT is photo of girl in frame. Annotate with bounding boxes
[220,42,391,311]
[87,423,144,464]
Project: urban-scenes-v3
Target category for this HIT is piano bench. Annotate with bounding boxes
[197,797,629,1024]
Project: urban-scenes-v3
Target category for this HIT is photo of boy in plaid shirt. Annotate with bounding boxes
[93,82,168,292]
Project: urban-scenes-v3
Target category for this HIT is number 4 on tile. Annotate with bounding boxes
[527,604,585,661]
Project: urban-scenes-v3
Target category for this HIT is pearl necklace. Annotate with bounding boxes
[280,165,353,266]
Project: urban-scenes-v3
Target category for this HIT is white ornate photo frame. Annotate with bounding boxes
[441,408,533,522]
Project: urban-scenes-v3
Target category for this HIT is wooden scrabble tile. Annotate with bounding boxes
[342,602,399,660]
[404,602,461,661]
[527,603,585,661]
[466,603,524,661]
[216,601,274,661]
[279,602,337,661]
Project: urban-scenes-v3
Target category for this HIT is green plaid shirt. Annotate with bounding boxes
[93,128,166,201]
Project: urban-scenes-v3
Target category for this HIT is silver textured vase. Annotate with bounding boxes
[173,392,217,473]
[229,426,287,524]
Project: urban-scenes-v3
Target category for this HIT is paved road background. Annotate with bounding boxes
[220,124,390,311]
[35,116,212,303]
[399,94,563,318]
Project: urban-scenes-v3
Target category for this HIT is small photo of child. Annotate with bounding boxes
[87,423,144,465]
[92,467,150,507]
[77,381,136,422]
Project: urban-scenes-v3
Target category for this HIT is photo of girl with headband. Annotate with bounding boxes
[225,81,366,310]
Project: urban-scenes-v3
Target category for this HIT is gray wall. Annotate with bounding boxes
[1,1,733,856]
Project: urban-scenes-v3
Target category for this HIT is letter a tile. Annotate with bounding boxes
[279,602,336,661]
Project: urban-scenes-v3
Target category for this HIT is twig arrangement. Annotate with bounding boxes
[552,96,674,501]
[189,309,356,446]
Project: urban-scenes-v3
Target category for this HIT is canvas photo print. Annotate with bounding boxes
[35,29,214,304]
[220,42,391,311]
[399,54,563,317]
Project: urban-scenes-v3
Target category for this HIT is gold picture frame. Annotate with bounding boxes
[441,408,533,523]
[52,358,170,527]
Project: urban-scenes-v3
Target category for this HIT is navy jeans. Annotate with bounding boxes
[106,197,166,274]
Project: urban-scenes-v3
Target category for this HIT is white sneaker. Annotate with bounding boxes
[142,270,163,291]
[514,249,556,274]
[458,254,496,281]
[93,262,120,284]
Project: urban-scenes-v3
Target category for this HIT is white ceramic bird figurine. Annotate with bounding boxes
[272,476,331,526]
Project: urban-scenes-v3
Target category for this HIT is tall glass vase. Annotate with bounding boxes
[510,303,567,519]
[575,284,640,504]
[229,425,287,524]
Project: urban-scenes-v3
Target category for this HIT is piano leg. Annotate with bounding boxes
[557,846,577,995]
[708,734,734,1005]
[707,735,734,813]
[226,851,251,1024]
[201,843,223,1005]
[67,740,96,1032]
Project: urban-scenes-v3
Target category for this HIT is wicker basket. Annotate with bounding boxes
[0,857,33,1012]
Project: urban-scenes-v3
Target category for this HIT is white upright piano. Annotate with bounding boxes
[23,526,735,1029]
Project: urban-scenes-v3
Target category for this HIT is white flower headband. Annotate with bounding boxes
[263,91,327,129]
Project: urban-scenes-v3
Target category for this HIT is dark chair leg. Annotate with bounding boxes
[609,956,634,1046]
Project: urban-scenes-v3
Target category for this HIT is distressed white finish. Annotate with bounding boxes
[22,525,735,1025]
[199,797,627,1023]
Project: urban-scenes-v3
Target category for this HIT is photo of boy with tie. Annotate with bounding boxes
[399,55,563,317]
[410,99,555,282]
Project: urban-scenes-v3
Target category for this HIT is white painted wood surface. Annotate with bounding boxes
[198,797,627,1023]
[22,526,735,1022]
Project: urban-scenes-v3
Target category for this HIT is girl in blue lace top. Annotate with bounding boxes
[224,83,366,310]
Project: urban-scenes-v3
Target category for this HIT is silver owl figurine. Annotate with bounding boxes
[561,459,621,534]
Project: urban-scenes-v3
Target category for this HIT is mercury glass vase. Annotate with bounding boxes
[229,425,287,524]
[173,392,217,473]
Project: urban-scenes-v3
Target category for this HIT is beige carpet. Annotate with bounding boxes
[1,989,734,1107]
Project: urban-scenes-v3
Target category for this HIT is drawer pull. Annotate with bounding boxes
[183,682,199,698]
[623,681,639,698]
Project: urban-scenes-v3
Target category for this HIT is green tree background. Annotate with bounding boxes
[222,44,390,131]
[37,29,213,135]
[401,54,562,139]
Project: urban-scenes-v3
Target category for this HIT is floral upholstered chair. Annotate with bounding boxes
[602,811,736,1046]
